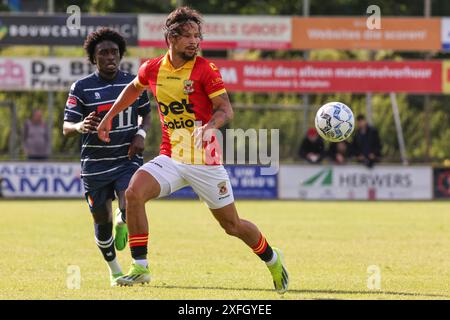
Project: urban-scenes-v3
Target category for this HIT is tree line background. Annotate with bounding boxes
[0,0,449,164]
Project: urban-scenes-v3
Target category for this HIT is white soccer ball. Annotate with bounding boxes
[314,102,355,142]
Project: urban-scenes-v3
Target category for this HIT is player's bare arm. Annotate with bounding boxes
[63,111,101,137]
[97,79,144,142]
[128,111,151,159]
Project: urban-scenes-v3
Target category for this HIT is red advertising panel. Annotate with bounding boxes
[209,60,442,93]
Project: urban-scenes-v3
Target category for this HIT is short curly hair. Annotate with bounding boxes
[83,27,126,64]
[164,6,203,47]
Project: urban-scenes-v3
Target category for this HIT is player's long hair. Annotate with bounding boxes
[83,27,126,65]
[164,6,203,47]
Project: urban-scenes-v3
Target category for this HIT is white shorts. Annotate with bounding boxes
[137,155,234,209]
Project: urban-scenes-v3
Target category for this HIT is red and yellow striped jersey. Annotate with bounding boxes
[134,52,226,164]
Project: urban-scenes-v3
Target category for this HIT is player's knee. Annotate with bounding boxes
[125,186,143,204]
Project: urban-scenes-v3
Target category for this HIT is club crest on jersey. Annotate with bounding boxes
[183,79,194,95]
[95,92,101,99]
[218,181,228,196]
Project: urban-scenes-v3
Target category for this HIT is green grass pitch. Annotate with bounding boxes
[0,200,449,300]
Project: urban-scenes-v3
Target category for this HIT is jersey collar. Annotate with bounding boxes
[162,51,196,72]
[94,70,121,82]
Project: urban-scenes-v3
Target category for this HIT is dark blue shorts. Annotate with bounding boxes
[83,165,137,213]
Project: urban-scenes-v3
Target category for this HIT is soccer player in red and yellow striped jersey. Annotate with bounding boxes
[97,6,288,293]
[134,48,225,165]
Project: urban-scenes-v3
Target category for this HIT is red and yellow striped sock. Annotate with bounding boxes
[252,233,274,262]
[129,233,148,259]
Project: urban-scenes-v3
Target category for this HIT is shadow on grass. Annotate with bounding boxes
[152,285,449,299]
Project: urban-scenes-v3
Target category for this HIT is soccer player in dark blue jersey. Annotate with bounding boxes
[63,28,151,286]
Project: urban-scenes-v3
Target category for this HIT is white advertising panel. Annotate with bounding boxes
[138,14,291,49]
[279,165,433,200]
[0,58,140,91]
[0,162,83,198]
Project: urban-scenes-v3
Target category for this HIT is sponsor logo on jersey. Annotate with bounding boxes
[159,99,195,129]
[95,92,101,99]
[211,77,223,85]
[209,62,219,71]
[163,117,195,129]
[159,99,194,115]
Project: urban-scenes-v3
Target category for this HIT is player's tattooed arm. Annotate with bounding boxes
[192,92,233,148]
[208,92,234,129]
[192,92,234,148]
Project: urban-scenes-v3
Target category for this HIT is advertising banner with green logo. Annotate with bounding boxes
[279,165,432,200]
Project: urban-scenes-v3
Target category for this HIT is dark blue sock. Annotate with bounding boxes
[94,222,116,262]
